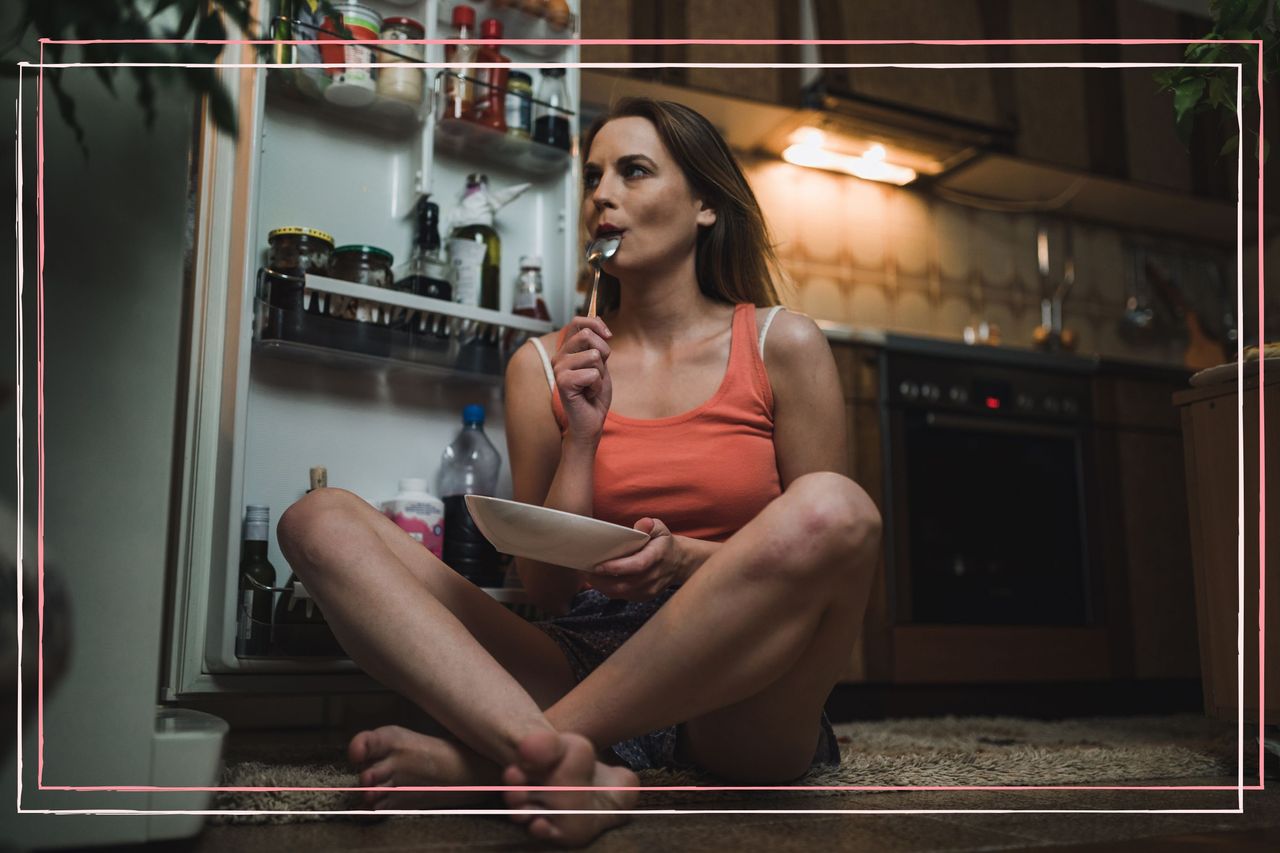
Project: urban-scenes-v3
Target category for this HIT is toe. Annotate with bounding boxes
[348,730,373,765]
[516,728,566,773]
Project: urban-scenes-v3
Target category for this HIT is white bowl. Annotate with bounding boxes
[464,495,650,572]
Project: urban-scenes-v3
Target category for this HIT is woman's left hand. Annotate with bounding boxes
[588,517,685,601]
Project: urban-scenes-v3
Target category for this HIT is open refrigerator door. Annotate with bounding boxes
[164,0,582,697]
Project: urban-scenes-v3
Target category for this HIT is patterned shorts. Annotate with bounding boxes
[535,585,841,774]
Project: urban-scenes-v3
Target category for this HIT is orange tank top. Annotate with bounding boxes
[533,303,785,542]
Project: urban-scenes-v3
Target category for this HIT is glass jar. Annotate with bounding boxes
[376,16,425,105]
[533,68,572,151]
[504,71,533,139]
[267,226,334,276]
[329,244,394,323]
[330,244,393,287]
[266,227,334,314]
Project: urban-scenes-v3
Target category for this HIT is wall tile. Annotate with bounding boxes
[849,282,890,328]
[797,173,846,264]
[846,181,887,270]
[934,202,970,282]
[894,291,934,335]
[889,192,931,276]
[797,275,848,322]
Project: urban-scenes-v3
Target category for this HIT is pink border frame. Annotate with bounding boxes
[17,35,1266,806]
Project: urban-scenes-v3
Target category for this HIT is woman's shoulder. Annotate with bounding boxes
[754,305,829,364]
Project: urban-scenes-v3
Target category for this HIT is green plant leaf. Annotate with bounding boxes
[1174,77,1207,122]
[1207,75,1229,106]
[1221,134,1241,155]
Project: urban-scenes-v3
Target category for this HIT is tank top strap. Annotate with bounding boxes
[726,302,776,417]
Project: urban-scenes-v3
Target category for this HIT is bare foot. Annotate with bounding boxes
[348,725,499,809]
[501,730,639,847]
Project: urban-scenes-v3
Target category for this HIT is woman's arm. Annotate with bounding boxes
[504,339,588,615]
[763,310,849,485]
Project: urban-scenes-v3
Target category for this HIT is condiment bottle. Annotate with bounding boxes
[472,18,510,131]
[236,505,276,658]
[533,68,572,151]
[444,4,478,121]
[377,16,426,106]
[504,71,534,139]
[447,175,531,310]
[512,255,551,322]
[395,198,454,338]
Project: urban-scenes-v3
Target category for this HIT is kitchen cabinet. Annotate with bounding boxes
[164,0,584,697]
[1093,369,1200,681]
[831,343,892,682]
[1175,370,1279,724]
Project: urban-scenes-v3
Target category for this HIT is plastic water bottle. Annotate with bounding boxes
[438,404,503,586]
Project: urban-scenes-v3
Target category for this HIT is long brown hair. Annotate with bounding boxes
[581,97,784,315]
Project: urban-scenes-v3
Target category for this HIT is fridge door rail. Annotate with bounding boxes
[253,272,556,381]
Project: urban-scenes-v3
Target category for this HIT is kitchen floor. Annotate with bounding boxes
[174,777,1280,852]
[173,749,1280,853]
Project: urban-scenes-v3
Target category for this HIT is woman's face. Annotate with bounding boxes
[582,116,716,276]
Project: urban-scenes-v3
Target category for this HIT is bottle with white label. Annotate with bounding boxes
[382,478,445,560]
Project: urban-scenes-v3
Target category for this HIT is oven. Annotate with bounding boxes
[883,348,1103,628]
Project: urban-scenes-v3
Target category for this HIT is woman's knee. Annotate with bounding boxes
[770,472,882,577]
[276,487,368,568]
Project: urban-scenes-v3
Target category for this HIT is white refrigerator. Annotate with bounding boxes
[163,0,585,698]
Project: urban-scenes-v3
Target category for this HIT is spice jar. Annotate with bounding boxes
[504,71,533,139]
[329,244,394,323]
[376,17,425,106]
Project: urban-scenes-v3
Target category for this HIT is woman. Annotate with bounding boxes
[278,97,881,847]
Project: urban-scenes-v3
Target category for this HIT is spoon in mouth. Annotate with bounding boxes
[584,235,622,318]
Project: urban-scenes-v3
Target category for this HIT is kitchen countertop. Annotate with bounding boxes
[816,319,1196,382]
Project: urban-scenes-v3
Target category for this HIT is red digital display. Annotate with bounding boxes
[985,396,1001,409]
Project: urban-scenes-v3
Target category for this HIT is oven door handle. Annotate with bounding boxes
[924,411,1082,439]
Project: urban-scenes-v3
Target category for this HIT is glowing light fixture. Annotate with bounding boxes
[781,130,918,186]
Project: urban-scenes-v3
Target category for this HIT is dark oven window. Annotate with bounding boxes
[901,411,1090,626]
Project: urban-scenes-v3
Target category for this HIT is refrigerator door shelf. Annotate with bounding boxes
[265,66,428,138]
[434,114,574,176]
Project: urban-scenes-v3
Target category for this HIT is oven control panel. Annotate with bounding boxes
[887,354,1092,422]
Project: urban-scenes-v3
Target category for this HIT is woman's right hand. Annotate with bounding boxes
[553,316,613,447]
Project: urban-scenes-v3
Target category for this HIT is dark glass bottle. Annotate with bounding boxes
[395,198,454,338]
[236,505,276,658]
[533,68,572,151]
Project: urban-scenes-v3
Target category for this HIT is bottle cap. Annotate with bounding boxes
[452,5,475,27]
[245,505,270,524]
[399,477,429,493]
[520,255,542,269]
[382,17,425,35]
[480,18,503,38]
[463,404,485,425]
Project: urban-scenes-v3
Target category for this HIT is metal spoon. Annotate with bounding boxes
[584,235,622,318]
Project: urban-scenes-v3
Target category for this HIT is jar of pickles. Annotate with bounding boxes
[329,244,394,324]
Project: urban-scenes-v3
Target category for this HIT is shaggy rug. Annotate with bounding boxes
[211,713,1238,824]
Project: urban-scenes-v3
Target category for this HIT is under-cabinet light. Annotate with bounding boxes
[780,131,918,186]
